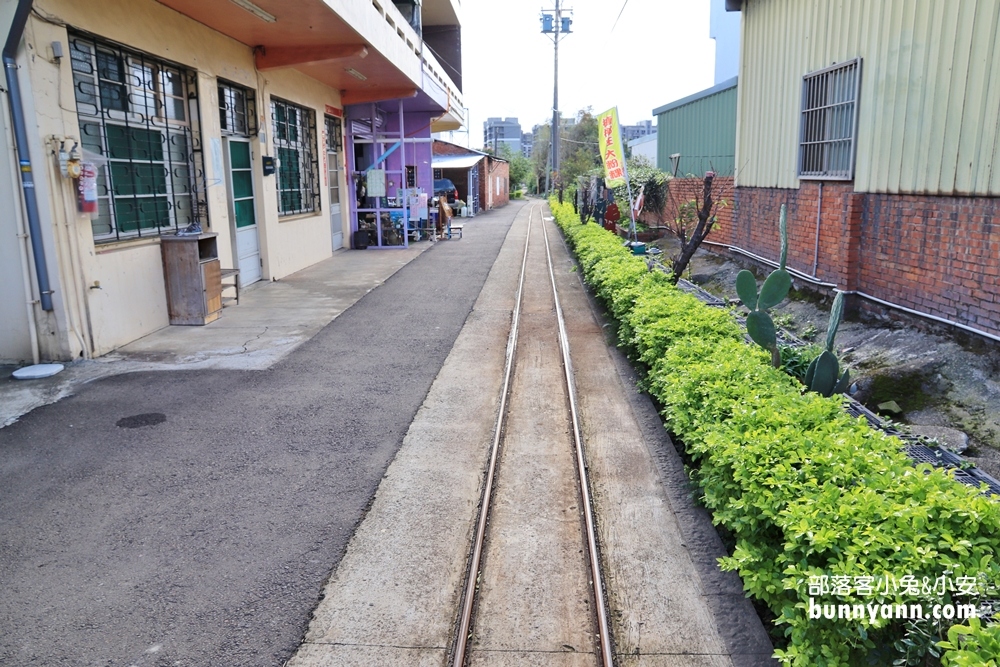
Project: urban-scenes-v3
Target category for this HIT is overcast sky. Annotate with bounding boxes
[452,0,717,147]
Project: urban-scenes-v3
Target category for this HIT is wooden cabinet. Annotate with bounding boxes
[161,233,223,325]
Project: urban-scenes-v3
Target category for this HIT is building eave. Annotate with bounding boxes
[156,0,463,120]
[653,76,738,116]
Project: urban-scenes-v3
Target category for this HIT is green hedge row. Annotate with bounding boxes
[548,199,1000,666]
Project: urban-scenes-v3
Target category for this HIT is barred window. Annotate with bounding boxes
[325,115,342,208]
[799,58,861,180]
[69,32,206,242]
[219,80,257,137]
[271,99,319,215]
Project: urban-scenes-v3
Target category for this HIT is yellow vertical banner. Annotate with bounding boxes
[597,107,627,187]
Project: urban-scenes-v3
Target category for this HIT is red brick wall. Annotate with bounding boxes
[433,140,472,156]
[433,141,509,211]
[644,176,735,244]
[729,184,1000,337]
[481,159,510,210]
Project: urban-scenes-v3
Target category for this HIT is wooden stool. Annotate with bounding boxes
[220,268,240,305]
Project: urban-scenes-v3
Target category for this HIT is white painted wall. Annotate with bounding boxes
[628,133,658,164]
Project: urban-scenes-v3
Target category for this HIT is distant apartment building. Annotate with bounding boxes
[521,132,533,158]
[484,117,522,154]
[529,117,576,160]
[621,120,655,143]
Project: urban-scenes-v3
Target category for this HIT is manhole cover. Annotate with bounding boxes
[116,413,167,429]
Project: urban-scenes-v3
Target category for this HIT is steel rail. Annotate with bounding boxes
[451,205,534,667]
[540,213,616,667]
[452,204,615,666]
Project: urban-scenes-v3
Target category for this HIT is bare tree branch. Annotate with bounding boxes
[669,172,724,284]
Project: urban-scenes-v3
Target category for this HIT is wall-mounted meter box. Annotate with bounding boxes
[261,155,275,176]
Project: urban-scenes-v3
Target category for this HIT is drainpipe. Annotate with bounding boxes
[4,0,53,311]
[702,240,1000,344]
[7,126,39,363]
[702,240,839,288]
[838,289,1000,345]
[813,182,823,276]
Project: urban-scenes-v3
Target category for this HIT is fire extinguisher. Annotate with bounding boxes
[77,161,98,214]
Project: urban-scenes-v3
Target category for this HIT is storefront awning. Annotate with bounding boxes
[432,154,486,170]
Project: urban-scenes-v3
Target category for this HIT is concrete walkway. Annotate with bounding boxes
[1,242,430,427]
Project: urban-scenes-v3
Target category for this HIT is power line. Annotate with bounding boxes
[611,0,630,32]
[422,42,463,80]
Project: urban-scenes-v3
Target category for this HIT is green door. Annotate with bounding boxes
[227,139,261,283]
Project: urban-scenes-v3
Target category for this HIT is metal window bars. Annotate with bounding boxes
[69,32,207,242]
[799,58,862,181]
[271,98,320,215]
[325,115,343,153]
[218,80,258,138]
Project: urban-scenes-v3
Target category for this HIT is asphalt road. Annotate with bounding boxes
[0,201,522,667]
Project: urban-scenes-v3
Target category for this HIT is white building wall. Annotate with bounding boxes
[11,0,348,359]
[710,0,741,84]
[0,1,35,362]
[628,133,658,164]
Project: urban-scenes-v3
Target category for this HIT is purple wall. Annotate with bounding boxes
[344,101,437,246]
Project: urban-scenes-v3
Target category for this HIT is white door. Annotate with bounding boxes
[325,115,344,250]
[225,138,262,284]
[328,149,343,250]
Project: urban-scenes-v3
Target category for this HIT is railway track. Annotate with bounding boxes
[451,205,614,666]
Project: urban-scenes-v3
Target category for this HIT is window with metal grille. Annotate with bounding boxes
[69,32,206,242]
[799,58,861,180]
[325,115,342,153]
[325,115,342,210]
[272,98,319,215]
[219,80,257,137]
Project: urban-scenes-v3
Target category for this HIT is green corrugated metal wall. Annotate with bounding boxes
[738,0,1000,195]
[656,84,738,177]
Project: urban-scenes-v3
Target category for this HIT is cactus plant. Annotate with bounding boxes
[736,204,792,368]
[803,291,851,397]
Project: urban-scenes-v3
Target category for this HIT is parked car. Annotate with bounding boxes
[434,178,459,204]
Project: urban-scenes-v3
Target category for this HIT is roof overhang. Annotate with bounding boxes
[433,154,486,170]
[157,0,422,105]
[422,0,460,27]
[725,0,743,10]
[431,111,464,133]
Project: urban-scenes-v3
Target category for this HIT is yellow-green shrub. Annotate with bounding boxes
[549,198,1000,667]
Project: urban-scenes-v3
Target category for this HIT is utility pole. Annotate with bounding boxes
[541,3,571,195]
[551,0,560,196]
